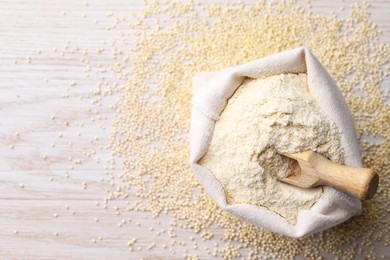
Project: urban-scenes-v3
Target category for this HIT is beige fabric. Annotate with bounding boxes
[189,47,362,238]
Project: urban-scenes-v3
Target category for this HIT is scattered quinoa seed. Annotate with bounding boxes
[105,1,390,259]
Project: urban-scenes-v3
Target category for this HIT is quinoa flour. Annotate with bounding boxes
[199,73,345,224]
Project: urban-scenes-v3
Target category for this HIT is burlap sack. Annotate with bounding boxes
[189,46,362,238]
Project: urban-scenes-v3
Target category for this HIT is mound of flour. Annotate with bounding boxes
[199,73,344,224]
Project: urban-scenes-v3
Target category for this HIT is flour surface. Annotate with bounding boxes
[199,73,344,224]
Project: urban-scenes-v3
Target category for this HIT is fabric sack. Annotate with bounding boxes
[189,46,362,238]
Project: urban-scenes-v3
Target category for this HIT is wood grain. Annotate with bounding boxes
[0,0,388,259]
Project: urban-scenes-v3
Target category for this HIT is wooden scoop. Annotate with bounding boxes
[278,151,379,200]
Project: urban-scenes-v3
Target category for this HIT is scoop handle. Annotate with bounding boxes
[315,155,379,200]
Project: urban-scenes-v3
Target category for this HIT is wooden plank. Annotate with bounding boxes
[0,200,227,259]
[0,0,388,258]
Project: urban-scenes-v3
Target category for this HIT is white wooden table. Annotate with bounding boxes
[0,0,388,259]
